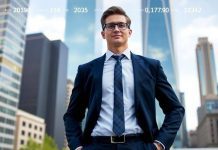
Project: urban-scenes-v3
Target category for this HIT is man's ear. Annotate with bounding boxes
[101,31,105,39]
[128,29,132,37]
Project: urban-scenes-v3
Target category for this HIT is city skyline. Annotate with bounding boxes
[25,0,218,132]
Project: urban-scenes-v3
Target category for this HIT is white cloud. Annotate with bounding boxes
[129,40,142,55]
[147,46,168,61]
[70,35,89,44]
[88,23,95,33]
[176,0,189,7]
[26,15,65,41]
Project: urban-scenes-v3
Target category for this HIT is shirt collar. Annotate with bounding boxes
[105,49,131,61]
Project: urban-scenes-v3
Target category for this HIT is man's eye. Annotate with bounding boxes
[108,24,115,28]
[118,24,125,28]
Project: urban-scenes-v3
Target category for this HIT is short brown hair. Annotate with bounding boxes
[101,6,131,30]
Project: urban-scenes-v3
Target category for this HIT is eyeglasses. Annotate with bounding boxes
[103,22,130,31]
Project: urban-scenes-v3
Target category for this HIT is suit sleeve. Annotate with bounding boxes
[63,65,87,150]
[155,61,185,150]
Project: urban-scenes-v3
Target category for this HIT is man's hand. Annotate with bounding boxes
[75,146,83,150]
[153,142,163,150]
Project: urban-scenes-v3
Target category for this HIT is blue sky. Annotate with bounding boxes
[26,0,218,131]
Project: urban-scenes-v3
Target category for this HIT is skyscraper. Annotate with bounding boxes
[142,0,181,147]
[19,33,68,149]
[64,0,96,80]
[179,92,188,147]
[195,37,218,147]
[0,0,29,149]
[196,37,218,104]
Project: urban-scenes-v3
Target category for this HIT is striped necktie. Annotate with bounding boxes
[112,54,125,136]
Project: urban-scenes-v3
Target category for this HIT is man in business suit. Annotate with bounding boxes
[64,6,185,150]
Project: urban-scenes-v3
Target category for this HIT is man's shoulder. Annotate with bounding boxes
[132,53,160,65]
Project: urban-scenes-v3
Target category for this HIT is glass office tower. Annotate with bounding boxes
[0,0,29,149]
[64,0,96,80]
[142,0,181,147]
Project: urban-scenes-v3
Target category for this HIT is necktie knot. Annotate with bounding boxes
[112,54,125,62]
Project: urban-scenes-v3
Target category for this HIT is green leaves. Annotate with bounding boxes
[42,134,58,150]
[20,134,58,150]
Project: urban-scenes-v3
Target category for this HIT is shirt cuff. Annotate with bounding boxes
[154,140,165,150]
[75,146,83,150]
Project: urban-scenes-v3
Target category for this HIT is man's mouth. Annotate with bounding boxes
[113,35,122,38]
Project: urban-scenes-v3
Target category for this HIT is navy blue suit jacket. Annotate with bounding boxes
[63,52,185,150]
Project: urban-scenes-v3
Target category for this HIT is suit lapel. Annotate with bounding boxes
[93,54,105,114]
[131,53,140,111]
[84,54,105,137]
[131,53,145,112]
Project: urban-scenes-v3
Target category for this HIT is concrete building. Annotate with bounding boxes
[66,79,73,108]
[197,114,218,147]
[14,109,45,150]
[19,33,68,149]
[196,100,218,147]
[188,130,197,148]
[0,0,29,149]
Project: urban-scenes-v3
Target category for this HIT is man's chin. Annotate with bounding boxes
[112,39,123,44]
[112,41,123,47]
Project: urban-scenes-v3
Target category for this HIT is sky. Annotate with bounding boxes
[26,0,218,131]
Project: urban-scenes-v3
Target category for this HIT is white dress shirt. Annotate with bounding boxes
[91,49,143,136]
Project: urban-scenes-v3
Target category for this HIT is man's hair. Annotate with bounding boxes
[101,6,131,30]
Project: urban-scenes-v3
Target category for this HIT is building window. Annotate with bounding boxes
[29,123,32,128]
[40,127,42,131]
[28,132,31,137]
[0,127,4,133]
[34,134,37,138]
[22,121,26,126]
[21,130,25,135]
[39,135,42,140]
[212,138,214,143]
[20,140,24,145]
[34,125,37,130]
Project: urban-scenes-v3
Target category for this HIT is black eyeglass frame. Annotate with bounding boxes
[102,22,130,31]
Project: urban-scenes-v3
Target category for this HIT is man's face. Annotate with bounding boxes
[101,15,132,48]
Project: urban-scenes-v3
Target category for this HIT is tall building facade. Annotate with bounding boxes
[64,0,96,80]
[19,33,68,149]
[0,0,29,149]
[142,0,181,147]
[196,37,218,104]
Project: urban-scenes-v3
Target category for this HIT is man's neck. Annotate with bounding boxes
[108,46,128,54]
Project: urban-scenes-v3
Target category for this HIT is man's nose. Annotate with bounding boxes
[114,25,120,31]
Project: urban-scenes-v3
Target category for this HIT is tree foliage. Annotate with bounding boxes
[42,134,58,150]
[20,134,58,150]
